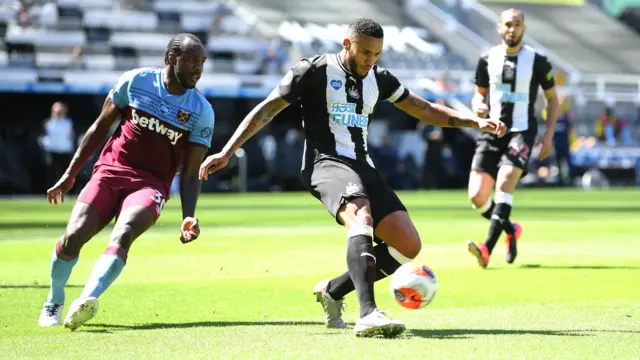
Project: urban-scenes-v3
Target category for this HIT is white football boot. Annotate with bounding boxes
[314,280,347,329]
[38,303,64,327]
[64,297,99,331]
[353,309,406,338]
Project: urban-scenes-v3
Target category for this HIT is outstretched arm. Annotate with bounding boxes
[394,91,506,135]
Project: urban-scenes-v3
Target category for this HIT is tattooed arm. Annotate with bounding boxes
[198,89,290,180]
[394,91,506,136]
[395,91,478,128]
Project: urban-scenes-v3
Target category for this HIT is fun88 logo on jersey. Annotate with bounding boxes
[494,84,529,103]
[330,102,368,128]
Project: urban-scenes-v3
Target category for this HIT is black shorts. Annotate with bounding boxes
[301,155,407,227]
[471,130,536,179]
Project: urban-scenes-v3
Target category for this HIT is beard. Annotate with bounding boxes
[503,33,523,48]
[175,70,195,89]
[346,55,364,79]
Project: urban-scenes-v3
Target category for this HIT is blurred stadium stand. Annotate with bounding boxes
[0,0,638,194]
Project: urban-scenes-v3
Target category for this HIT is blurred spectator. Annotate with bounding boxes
[370,135,399,183]
[368,134,414,189]
[0,136,29,192]
[209,1,235,36]
[40,102,75,188]
[421,98,468,189]
[440,143,460,188]
[258,38,288,75]
[274,129,305,191]
[595,107,634,146]
[546,95,575,186]
[9,0,58,30]
[0,124,43,193]
[260,132,277,176]
[68,46,85,70]
[15,0,38,29]
[421,125,444,189]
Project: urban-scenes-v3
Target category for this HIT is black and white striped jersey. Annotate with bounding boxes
[475,45,555,132]
[277,53,409,170]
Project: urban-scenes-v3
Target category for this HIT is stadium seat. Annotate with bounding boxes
[109,32,171,52]
[84,54,116,70]
[83,10,159,31]
[36,52,73,68]
[6,30,86,47]
[153,1,221,14]
[0,68,38,82]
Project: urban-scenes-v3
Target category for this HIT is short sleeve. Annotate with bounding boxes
[535,54,555,90]
[188,104,215,147]
[108,70,137,109]
[475,55,489,88]
[277,59,313,103]
[374,66,409,103]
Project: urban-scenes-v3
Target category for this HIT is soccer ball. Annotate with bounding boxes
[389,262,438,309]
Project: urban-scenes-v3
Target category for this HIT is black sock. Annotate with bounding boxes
[346,234,377,318]
[484,202,512,254]
[327,242,403,300]
[478,200,515,232]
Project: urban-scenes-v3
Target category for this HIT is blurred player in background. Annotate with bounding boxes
[466,9,559,268]
[199,18,505,338]
[38,33,215,331]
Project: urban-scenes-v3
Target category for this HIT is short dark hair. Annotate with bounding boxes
[348,18,384,39]
[500,8,525,23]
[164,33,202,65]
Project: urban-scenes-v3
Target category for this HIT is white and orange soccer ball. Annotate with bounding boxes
[389,262,438,309]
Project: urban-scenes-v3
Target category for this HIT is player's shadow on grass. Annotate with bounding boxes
[84,320,323,332]
[520,264,640,270]
[408,328,617,339]
[0,284,82,289]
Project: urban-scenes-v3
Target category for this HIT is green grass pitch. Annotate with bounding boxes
[1,189,639,359]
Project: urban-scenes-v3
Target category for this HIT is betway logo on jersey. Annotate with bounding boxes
[131,109,183,145]
[493,84,529,103]
[329,102,368,129]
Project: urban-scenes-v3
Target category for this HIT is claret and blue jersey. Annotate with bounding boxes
[95,67,215,186]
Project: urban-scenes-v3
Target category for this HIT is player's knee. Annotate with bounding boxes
[468,183,490,207]
[497,172,520,193]
[399,228,422,260]
[59,228,89,256]
[109,223,135,250]
[354,210,373,228]
[468,191,490,207]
